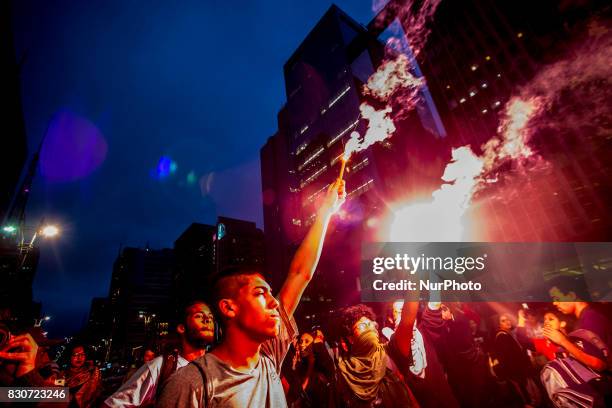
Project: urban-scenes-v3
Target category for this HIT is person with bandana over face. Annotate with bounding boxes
[332,303,419,408]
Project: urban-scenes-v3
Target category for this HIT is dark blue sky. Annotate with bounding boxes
[11,0,376,337]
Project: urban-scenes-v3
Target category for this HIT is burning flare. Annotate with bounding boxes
[390,95,543,242]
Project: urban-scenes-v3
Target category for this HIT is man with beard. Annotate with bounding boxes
[104,300,215,407]
[157,179,345,408]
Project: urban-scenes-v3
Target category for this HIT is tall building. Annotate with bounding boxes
[368,0,612,242]
[173,217,264,308]
[261,2,611,321]
[261,5,444,319]
[108,246,174,360]
[174,223,216,303]
[214,216,264,275]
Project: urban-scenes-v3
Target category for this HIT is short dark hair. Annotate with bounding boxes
[547,275,591,301]
[68,343,88,356]
[335,304,377,338]
[179,299,210,326]
[210,266,264,324]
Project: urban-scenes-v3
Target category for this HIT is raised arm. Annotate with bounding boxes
[280,179,345,317]
[394,301,419,357]
[543,327,607,371]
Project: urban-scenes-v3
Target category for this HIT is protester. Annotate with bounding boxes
[122,348,157,385]
[157,179,345,407]
[286,331,336,407]
[539,301,612,406]
[549,301,609,371]
[491,314,540,407]
[104,300,215,407]
[332,303,418,408]
[384,301,459,408]
[430,303,491,407]
[63,344,102,408]
[516,308,569,363]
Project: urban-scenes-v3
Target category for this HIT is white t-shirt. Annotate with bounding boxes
[105,355,189,407]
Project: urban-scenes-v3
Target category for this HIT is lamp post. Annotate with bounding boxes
[138,311,156,339]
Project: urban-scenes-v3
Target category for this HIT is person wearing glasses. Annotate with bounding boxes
[331,303,420,408]
[62,344,101,408]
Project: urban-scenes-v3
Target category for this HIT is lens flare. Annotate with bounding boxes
[40,111,108,183]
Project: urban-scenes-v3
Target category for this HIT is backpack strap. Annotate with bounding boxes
[192,360,210,407]
[156,349,180,400]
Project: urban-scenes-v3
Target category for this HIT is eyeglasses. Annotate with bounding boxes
[355,320,377,332]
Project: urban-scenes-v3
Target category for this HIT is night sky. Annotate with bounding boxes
[10,0,375,338]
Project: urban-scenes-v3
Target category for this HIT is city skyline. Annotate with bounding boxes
[9,0,375,338]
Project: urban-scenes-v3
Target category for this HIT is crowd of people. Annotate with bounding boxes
[1,180,611,407]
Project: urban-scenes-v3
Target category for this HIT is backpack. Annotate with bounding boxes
[540,329,611,408]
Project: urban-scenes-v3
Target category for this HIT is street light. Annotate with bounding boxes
[17,221,61,268]
[41,225,59,238]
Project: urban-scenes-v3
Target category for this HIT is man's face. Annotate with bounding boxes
[143,349,155,363]
[70,346,86,369]
[298,333,314,353]
[553,301,576,315]
[183,303,215,345]
[232,274,281,342]
[549,286,577,302]
[499,315,513,331]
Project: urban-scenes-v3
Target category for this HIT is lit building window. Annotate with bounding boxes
[298,147,325,171]
[296,141,309,155]
[305,183,330,204]
[331,153,343,166]
[300,165,328,188]
[305,212,317,226]
[351,157,369,172]
[328,85,351,108]
[327,118,359,147]
[348,179,374,197]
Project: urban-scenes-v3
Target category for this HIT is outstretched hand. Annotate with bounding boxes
[321,178,346,215]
